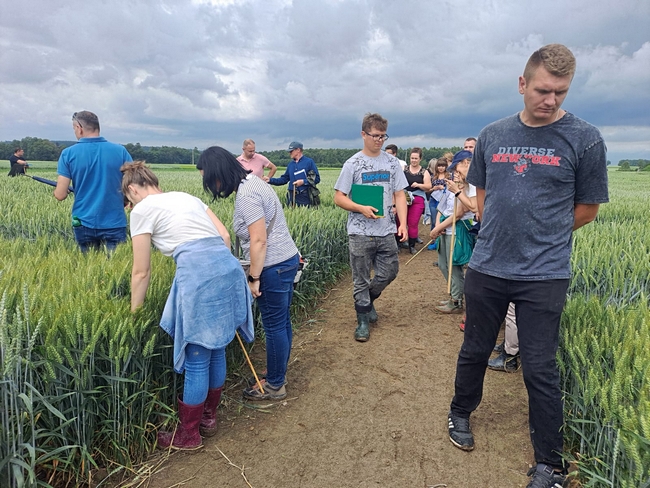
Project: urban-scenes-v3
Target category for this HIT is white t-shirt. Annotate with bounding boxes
[437,184,477,235]
[130,192,220,256]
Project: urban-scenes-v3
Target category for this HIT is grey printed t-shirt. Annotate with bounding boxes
[467,112,609,280]
[335,150,408,237]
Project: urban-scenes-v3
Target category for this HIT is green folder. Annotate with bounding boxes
[351,184,384,217]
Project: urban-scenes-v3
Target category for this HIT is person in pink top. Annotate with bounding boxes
[236,139,277,179]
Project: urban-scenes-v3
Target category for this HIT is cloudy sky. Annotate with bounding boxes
[2,0,649,163]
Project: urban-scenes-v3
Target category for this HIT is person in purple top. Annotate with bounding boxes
[446,44,609,488]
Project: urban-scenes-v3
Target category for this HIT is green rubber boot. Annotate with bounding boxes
[354,312,370,342]
[368,303,378,323]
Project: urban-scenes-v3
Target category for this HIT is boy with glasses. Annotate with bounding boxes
[333,113,408,342]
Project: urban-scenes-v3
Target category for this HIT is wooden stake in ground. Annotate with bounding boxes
[292,186,296,208]
[447,197,458,295]
[236,332,265,394]
[405,239,434,266]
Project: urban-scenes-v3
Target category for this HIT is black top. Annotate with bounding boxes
[404,166,425,191]
[8,154,27,177]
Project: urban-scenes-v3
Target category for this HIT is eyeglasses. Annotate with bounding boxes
[72,112,83,128]
[364,132,389,142]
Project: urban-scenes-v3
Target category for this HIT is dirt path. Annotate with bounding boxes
[144,224,533,488]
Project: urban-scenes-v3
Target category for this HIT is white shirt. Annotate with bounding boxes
[437,184,476,235]
[130,192,220,256]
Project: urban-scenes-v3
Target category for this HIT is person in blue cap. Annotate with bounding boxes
[429,150,477,314]
[268,142,320,207]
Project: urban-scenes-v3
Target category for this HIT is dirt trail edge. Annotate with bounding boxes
[145,226,533,488]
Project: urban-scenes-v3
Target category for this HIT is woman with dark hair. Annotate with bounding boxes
[122,160,253,450]
[197,146,300,401]
[403,147,432,253]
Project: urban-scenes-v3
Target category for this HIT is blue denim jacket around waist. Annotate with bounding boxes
[160,236,254,372]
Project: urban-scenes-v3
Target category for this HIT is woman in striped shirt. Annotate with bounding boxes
[198,146,300,402]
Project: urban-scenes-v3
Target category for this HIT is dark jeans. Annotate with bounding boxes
[257,254,300,388]
[450,267,569,469]
[349,234,399,313]
[287,190,311,207]
[73,225,126,253]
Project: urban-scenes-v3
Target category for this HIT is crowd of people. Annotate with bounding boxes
[6,43,608,488]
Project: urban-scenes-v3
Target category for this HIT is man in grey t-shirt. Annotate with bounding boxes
[334,113,408,342]
[447,44,608,488]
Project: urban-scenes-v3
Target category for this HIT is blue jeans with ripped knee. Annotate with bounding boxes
[182,344,226,405]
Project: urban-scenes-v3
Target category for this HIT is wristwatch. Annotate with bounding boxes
[247,275,260,283]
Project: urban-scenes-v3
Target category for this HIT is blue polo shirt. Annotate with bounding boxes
[57,137,133,229]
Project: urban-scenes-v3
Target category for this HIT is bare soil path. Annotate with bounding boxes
[143,224,534,488]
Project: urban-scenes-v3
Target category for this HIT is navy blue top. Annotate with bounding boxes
[269,155,320,192]
[467,112,609,280]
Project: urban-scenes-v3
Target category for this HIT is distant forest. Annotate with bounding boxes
[5,137,643,168]
[1,137,460,167]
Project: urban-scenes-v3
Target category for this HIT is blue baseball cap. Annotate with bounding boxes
[288,141,303,152]
[448,150,473,171]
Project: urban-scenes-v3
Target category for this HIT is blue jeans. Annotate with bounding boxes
[450,268,570,469]
[73,225,126,253]
[257,254,300,388]
[429,198,439,230]
[182,344,226,405]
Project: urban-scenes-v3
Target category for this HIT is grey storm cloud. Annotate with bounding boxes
[1,0,649,163]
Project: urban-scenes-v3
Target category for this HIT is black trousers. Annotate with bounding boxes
[450,267,569,469]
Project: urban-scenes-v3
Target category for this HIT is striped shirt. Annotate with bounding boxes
[234,175,298,267]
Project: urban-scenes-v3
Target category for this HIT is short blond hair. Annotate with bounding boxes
[523,44,576,81]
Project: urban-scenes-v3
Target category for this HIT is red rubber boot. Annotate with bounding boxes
[199,387,222,437]
[157,398,203,450]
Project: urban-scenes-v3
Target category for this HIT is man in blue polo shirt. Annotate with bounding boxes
[54,111,133,252]
[268,142,320,207]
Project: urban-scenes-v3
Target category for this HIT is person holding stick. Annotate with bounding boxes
[198,146,300,401]
[123,161,253,450]
[446,44,608,488]
[429,150,477,314]
[54,111,133,252]
[8,147,28,176]
[268,142,320,207]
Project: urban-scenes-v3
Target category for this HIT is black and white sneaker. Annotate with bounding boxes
[447,411,474,451]
[526,464,566,488]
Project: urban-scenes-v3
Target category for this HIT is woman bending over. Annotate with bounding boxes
[123,161,253,450]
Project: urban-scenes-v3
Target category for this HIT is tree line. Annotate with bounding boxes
[10,137,640,169]
[618,159,650,171]
[2,137,464,167]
